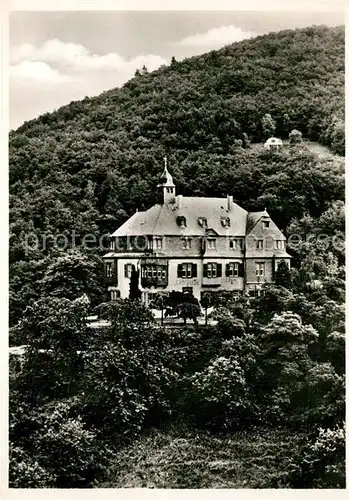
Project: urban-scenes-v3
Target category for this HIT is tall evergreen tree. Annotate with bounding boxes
[129,266,142,300]
[275,260,292,289]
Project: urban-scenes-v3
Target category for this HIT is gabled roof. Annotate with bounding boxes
[246,210,269,233]
[111,196,248,237]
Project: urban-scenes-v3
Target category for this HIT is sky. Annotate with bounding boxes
[9,10,345,130]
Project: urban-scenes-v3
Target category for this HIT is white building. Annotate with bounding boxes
[103,162,291,304]
[264,137,283,151]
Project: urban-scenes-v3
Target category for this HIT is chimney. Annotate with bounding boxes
[227,195,234,211]
[177,194,183,209]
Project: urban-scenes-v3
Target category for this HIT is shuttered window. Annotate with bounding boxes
[226,262,239,277]
[177,263,197,279]
[203,263,222,278]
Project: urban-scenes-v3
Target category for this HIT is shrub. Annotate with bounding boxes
[289,129,303,143]
[189,356,256,430]
[9,444,56,488]
[9,399,111,488]
[287,424,345,488]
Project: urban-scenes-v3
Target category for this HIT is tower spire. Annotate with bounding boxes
[157,156,176,204]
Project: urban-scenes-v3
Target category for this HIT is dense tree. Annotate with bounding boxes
[129,266,142,300]
[274,260,292,289]
[39,249,107,307]
[200,292,213,326]
[261,113,276,139]
[289,129,303,143]
[149,291,169,325]
[13,295,91,404]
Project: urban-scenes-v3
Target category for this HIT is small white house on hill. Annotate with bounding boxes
[264,137,283,151]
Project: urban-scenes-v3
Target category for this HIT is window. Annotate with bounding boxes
[142,265,167,281]
[198,217,207,227]
[226,262,244,278]
[262,221,270,229]
[154,237,163,250]
[276,240,284,250]
[230,239,237,250]
[203,263,222,278]
[111,290,120,301]
[256,262,265,277]
[105,262,113,278]
[182,237,192,249]
[177,263,197,279]
[207,239,216,250]
[177,216,186,228]
[229,238,243,250]
[226,262,239,277]
[256,239,264,249]
[124,263,133,278]
[221,217,230,228]
[110,239,116,250]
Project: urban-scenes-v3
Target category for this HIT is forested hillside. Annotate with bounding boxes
[9,25,345,325]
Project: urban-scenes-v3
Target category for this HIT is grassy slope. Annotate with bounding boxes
[99,426,306,488]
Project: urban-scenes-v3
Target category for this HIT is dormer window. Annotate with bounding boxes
[221,217,231,228]
[230,238,243,250]
[177,216,186,228]
[262,220,270,229]
[198,217,207,227]
[207,239,216,250]
[154,237,163,250]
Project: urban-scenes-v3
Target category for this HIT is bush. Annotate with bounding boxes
[9,444,56,488]
[9,399,111,488]
[189,356,256,430]
[287,424,345,488]
[289,129,303,143]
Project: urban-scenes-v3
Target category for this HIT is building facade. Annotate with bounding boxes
[103,163,291,304]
